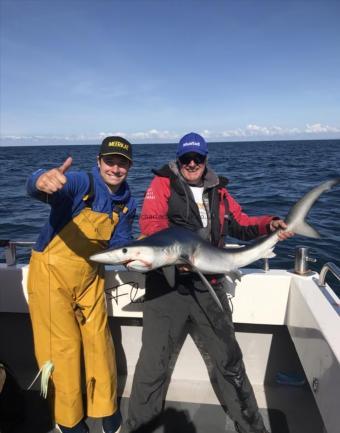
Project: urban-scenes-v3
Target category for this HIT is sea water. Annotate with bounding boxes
[1,139,340,294]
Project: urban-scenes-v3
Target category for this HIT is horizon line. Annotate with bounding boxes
[1,137,340,147]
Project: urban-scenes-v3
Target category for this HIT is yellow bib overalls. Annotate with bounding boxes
[28,206,120,427]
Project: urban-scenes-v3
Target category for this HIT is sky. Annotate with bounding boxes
[1,0,340,145]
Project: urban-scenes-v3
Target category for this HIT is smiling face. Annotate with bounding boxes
[178,152,207,185]
[97,154,131,191]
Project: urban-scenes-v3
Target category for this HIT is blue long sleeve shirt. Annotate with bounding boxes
[27,166,137,252]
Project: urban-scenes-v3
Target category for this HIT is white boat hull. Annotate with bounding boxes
[1,263,339,433]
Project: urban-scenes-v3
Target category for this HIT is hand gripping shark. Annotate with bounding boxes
[91,178,340,311]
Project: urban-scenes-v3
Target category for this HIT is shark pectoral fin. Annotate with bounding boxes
[179,256,224,312]
[162,266,176,287]
[187,265,224,313]
[294,221,321,239]
[196,271,224,312]
[179,256,225,313]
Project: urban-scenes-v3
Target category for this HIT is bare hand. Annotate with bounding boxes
[36,157,73,194]
[269,219,294,241]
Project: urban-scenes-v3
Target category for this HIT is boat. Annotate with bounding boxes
[0,241,339,433]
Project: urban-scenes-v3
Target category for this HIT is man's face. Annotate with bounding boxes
[178,152,207,185]
[98,154,131,190]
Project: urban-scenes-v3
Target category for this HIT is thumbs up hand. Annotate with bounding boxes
[36,156,73,194]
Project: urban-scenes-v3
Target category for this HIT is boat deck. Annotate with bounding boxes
[2,266,339,433]
[1,313,325,433]
[2,381,324,433]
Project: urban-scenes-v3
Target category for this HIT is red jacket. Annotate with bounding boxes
[139,165,274,245]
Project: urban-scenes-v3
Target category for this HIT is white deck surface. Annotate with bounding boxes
[1,263,339,432]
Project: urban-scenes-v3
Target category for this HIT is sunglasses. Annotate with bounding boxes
[178,153,206,165]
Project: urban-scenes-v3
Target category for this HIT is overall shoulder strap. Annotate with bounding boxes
[82,172,95,205]
[113,203,129,215]
[83,173,129,216]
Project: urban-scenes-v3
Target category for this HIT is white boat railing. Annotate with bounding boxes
[319,262,340,286]
[314,262,340,315]
[0,240,36,266]
[1,239,339,316]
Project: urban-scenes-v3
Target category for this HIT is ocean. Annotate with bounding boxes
[1,139,340,294]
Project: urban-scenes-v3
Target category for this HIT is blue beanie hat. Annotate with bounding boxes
[176,132,208,157]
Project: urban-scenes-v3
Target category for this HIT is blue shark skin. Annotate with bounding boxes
[90,178,340,311]
[91,178,340,272]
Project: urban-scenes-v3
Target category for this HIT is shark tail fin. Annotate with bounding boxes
[294,221,321,239]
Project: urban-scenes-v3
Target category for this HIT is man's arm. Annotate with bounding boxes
[226,191,293,241]
[139,176,171,236]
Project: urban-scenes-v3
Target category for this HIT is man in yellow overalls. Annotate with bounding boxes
[26,136,136,433]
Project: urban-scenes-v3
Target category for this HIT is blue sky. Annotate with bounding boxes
[1,0,340,145]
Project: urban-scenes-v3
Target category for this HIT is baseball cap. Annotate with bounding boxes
[176,132,208,157]
[99,136,132,162]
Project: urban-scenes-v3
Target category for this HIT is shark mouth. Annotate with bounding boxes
[125,259,153,270]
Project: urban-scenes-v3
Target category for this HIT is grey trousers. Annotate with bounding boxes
[125,272,266,433]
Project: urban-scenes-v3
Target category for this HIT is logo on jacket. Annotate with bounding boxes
[145,189,156,200]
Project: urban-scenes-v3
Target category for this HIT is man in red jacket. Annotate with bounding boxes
[125,132,292,433]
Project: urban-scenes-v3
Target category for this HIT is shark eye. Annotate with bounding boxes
[122,248,128,254]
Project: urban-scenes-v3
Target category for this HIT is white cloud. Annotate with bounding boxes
[245,124,286,136]
[305,123,340,134]
[220,123,340,138]
[1,122,339,145]
[98,131,127,138]
[221,129,246,137]
[130,130,179,141]
[200,129,214,139]
[97,129,179,141]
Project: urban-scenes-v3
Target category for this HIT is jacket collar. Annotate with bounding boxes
[168,160,220,189]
